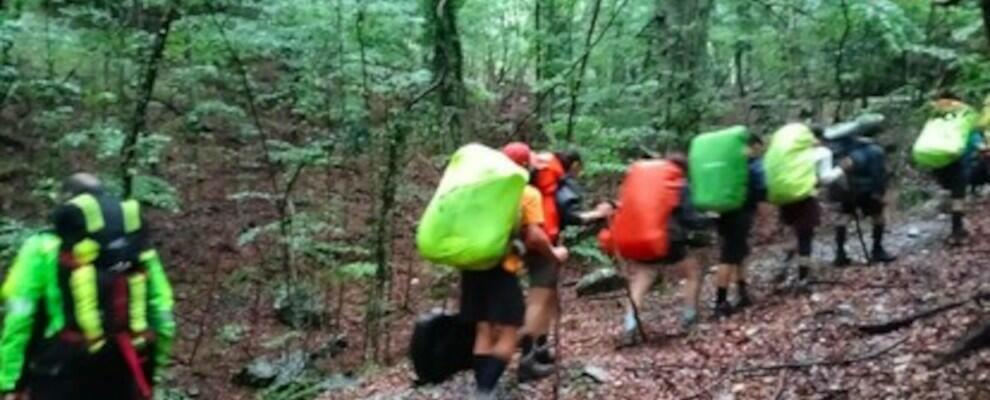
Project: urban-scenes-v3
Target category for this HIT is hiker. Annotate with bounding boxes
[824,114,897,266]
[914,93,987,245]
[519,150,610,377]
[0,173,176,400]
[600,154,706,345]
[765,124,851,291]
[458,143,567,398]
[711,134,766,317]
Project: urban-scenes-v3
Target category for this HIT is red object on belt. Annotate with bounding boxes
[116,333,152,399]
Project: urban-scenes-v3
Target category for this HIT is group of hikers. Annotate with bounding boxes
[414,93,990,399]
[0,94,983,400]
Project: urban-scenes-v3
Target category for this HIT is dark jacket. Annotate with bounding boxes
[829,137,887,198]
[744,158,767,211]
[670,186,709,244]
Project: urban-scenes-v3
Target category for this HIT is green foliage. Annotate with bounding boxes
[132,174,181,212]
[332,262,378,283]
[0,218,36,263]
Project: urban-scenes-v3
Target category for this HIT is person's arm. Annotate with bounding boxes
[141,249,176,379]
[520,187,567,263]
[574,202,614,224]
[815,147,846,185]
[522,224,565,262]
[0,236,53,392]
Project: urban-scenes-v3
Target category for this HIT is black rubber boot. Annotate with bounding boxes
[833,226,851,267]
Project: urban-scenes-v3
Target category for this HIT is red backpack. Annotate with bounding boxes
[609,160,684,261]
[533,153,566,243]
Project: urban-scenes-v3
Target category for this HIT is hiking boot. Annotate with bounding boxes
[680,308,699,330]
[472,390,497,400]
[533,344,555,365]
[619,327,642,347]
[735,295,753,311]
[948,230,969,247]
[870,247,897,264]
[713,301,734,319]
[833,252,852,268]
[518,353,555,383]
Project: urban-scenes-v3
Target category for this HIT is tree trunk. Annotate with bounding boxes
[427,0,465,146]
[564,0,604,143]
[656,0,714,138]
[834,0,852,122]
[121,5,178,197]
[982,0,990,49]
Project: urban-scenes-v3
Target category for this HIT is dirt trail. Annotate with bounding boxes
[330,199,990,400]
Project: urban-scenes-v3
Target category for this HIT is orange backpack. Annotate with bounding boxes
[533,153,566,243]
[609,160,684,261]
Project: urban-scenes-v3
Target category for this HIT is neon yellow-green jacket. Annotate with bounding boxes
[0,231,176,391]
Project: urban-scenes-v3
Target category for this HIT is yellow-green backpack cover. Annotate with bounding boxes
[416,144,529,270]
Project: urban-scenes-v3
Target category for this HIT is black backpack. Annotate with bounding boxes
[409,312,475,385]
[828,138,887,200]
[556,176,584,229]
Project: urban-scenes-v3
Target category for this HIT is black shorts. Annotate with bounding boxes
[639,241,688,266]
[934,160,968,199]
[780,197,821,232]
[525,254,558,289]
[717,210,753,265]
[839,193,884,217]
[460,267,525,326]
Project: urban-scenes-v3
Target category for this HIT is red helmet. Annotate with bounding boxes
[502,142,532,167]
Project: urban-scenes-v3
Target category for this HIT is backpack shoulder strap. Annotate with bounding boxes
[121,200,142,234]
[68,194,104,234]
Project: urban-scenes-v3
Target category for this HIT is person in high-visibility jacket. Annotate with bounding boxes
[0,173,176,400]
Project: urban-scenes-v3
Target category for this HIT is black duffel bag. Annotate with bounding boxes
[409,311,476,385]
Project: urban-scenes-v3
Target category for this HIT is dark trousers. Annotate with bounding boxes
[29,341,153,400]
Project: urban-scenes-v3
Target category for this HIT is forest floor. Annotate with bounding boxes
[327,197,990,400]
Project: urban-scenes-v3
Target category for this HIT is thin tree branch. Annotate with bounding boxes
[513,0,632,136]
[564,0,604,143]
[735,335,909,375]
[121,4,179,197]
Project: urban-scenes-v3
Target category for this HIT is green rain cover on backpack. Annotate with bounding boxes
[688,126,750,212]
[912,111,978,169]
[416,144,529,271]
[765,123,818,205]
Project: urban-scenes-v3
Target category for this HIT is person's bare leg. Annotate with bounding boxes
[522,288,555,339]
[492,325,519,361]
[679,257,702,315]
[474,322,494,355]
[626,263,658,318]
[622,262,658,338]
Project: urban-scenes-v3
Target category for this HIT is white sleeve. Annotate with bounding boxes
[815,147,845,185]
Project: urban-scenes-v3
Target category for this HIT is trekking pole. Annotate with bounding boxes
[852,209,872,266]
[553,258,563,400]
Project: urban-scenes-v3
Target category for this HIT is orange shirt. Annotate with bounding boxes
[504,186,544,274]
[520,186,544,226]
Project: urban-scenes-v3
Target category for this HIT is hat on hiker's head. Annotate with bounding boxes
[503,142,532,168]
[62,173,103,198]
